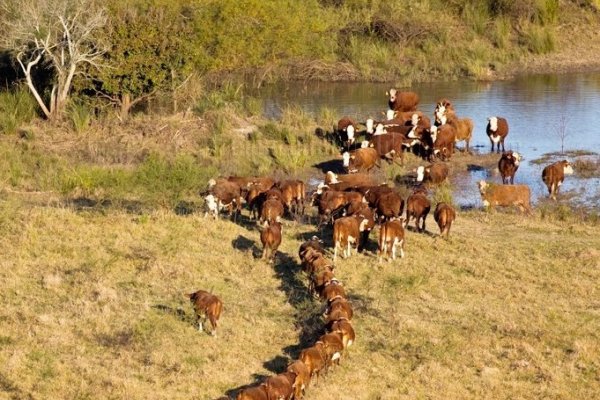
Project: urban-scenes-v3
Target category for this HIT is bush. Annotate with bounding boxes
[68,101,92,134]
[0,90,37,135]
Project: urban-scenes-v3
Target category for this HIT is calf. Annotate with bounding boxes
[264,372,296,400]
[378,218,405,261]
[324,297,354,321]
[286,360,311,400]
[188,290,223,336]
[434,202,456,239]
[498,151,522,184]
[416,162,449,185]
[369,132,416,165]
[342,147,380,173]
[478,180,531,214]
[299,236,324,261]
[387,88,420,112]
[486,116,509,153]
[542,160,574,200]
[324,171,379,189]
[260,221,282,261]
[315,188,364,227]
[332,214,370,261]
[320,278,346,302]
[405,190,431,233]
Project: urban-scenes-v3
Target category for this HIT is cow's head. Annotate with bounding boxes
[488,116,498,132]
[325,171,339,184]
[361,140,370,148]
[207,178,217,188]
[387,88,397,102]
[366,118,374,134]
[478,180,489,194]
[374,123,386,136]
[346,125,355,144]
[416,166,426,182]
[386,109,396,120]
[316,182,329,195]
[411,113,420,126]
[430,125,438,143]
[512,152,522,166]
[342,152,351,167]
[562,160,574,175]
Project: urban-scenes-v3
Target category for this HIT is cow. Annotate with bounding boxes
[369,132,418,165]
[405,190,431,233]
[324,297,354,321]
[542,160,574,200]
[477,180,532,214]
[320,278,346,302]
[314,187,365,227]
[316,331,345,370]
[431,124,456,161]
[486,116,509,153]
[299,344,327,384]
[387,88,420,112]
[326,318,355,350]
[299,236,325,262]
[434,202,456,239]
[286,360,311,400]
[260,221,282,262]
[236,385,269,400]
[342,147,380,174]
[332,214,370,260]
[188,290,223,336]
[277,179,306,217]
[259,198,284,225]
[324,171,379,189]
[337,116,358,146]
[446,115,474,153]
[264,372,296,400]
[311,265,336,299]
[378,218,405,262]
[206,179,243,220]
[498,152,522,184]
[416,162,449,185]
[374,190,404,223]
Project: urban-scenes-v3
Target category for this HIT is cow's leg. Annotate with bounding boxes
[333,242,338,262]
[392,238,397,260]
[399,240,405,258]
[197,316,204,332]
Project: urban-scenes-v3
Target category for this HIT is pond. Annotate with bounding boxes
[256,73,600,208]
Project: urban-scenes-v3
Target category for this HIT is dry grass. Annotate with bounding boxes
[1,189,599,399]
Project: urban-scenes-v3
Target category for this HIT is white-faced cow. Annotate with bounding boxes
[542,160,574,200]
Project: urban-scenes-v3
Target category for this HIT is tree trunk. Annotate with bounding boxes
[120,93,131,120]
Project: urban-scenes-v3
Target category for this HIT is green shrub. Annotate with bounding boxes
[68,101,92,134]
[519,22,555,54]
[0,90,37,135]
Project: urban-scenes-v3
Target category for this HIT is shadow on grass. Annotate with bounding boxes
[66,197,149,214]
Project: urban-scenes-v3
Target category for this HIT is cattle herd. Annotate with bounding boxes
[192,88,576,400]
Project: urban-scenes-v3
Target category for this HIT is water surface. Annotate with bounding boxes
[256,73,600,207]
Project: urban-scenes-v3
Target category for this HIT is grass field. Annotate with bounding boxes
[1,187,599,399]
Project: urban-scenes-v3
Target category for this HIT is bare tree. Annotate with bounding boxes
[0,0,106,119]
[554,114,569,155]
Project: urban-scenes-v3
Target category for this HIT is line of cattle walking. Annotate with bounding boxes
[191,88,575,400]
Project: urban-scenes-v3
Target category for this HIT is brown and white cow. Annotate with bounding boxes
[260,220,282,261]
[542,160,574,200]
[378,218,405,261]
[259,198,284,225]
[478,180,531,214]
[337,116,358,146]
[416,162,449,185]
[387,88,420,112]
[205,179,243,220]
[332,214,370,261]
[498,151,522,184]
[277,179,306,217]
[299,344,327,384]
[446,114,474,153]
[326,318,355,350]
[188,290,223,336]
[486,116,509,153]
[342,147,380,174]
[431,124,456,161]
[374,190,404,223]
[434,202,456,239]
[405,190,431,233]
[316,331,345,370]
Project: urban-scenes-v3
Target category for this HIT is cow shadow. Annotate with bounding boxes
[152,304,190,323]
[231,235,261,258]
[312,159,344,174]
